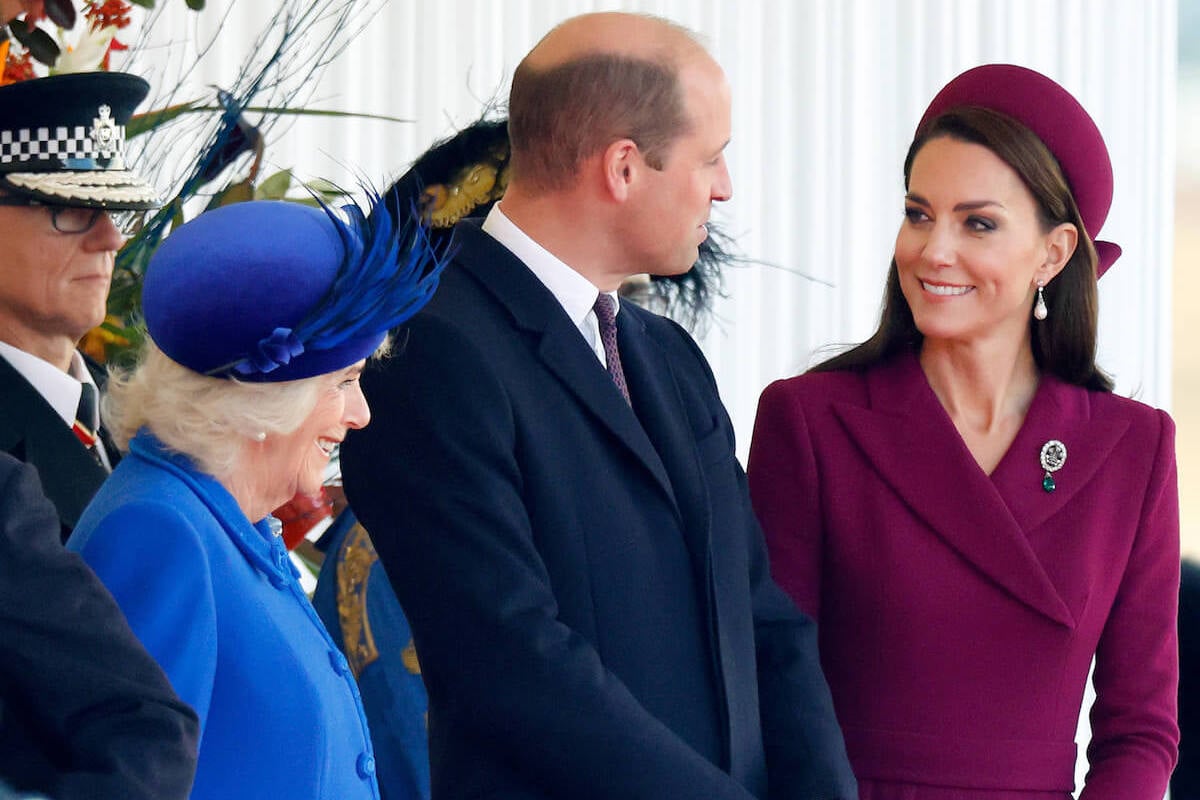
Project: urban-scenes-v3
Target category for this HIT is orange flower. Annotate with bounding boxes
[79,314,130,363]
[84,0,130,30]
[1,45,35,86]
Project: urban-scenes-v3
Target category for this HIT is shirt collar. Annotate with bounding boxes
[482,203,618,331]
[0,340,95,427]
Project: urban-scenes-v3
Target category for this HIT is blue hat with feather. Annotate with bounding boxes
[143,197,444,382]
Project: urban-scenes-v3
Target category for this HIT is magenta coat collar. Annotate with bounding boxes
[831,351,1130,629]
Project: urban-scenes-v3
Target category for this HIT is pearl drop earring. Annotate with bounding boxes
[252,431,267,442]
[1033,281,1048,321]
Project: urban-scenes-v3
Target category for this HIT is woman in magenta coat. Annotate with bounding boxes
[748,64,1179,799]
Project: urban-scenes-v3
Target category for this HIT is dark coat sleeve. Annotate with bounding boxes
[666,322,856,800]
[748,490,858,800]
[0,452,198,800]
[1175,558,1200,799]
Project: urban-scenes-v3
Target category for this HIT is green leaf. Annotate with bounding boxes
[303,177,351,200]
[99,322,145,370]
[8,18,60,66]
[99,318,133,337]
[127,0,156,8]
[126,100,205,138]
[205,179,254,211]
[288,197,325,208]
[168,198,186,232]
[126,104,411,144]
[243,106,414,125]
[255,169,293,200]
[184,0,205,9]
[140,103,413,125]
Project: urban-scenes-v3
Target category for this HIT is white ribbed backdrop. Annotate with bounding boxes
[124,4,1177,793]
[127,0,1177,458]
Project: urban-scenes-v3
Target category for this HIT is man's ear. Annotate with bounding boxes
[602,139,640,202]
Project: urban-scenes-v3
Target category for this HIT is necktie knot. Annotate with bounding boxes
[593,294,631,405]
[593,293,617,328]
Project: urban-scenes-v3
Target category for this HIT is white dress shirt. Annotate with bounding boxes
[0,340,112,469]
[482,203,620,368]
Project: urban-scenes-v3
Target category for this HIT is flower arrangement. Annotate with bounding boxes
[4,0,398,365]
[2,0,399,556]
[0,0,162,83]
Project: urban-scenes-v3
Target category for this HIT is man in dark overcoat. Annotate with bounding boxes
[341,11,856,799]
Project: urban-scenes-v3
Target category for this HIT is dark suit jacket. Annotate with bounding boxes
[341,221,856,800]
[0,451,198,799]
[1176,559,1200,799]
[0,354,117,540]
[749,352,1179,796]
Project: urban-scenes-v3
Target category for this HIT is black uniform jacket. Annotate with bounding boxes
[0,354,118,540]
[0,451,199,799]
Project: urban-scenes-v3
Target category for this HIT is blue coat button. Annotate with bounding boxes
[357,752,376,778]
[329,649,350,675]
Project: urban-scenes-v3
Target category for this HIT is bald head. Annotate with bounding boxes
[524,12,705,72]
[507,12,719,191]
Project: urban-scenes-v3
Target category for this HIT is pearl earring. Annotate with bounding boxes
[252,431,267,442]
[1033,281,1048,321]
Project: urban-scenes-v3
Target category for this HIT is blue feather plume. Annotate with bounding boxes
[289,188,447,353]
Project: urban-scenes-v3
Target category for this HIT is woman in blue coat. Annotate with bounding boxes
[67,198,444,800]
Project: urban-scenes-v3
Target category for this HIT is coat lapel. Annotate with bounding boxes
[618,301,734,756]
[989,375,1129,534]
[618,307,711,559]
[451,222,677,510]
[834,353,1076,628]
[0,356,107,535]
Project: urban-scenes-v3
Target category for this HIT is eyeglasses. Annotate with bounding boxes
[0,197,138,235]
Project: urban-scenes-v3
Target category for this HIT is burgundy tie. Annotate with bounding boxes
[593,293,631,405]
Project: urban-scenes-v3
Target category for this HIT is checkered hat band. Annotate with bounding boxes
[0,124,127,166]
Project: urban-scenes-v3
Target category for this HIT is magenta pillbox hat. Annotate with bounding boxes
[917,64,1120,276]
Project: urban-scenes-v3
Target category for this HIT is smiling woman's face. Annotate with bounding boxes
[894,135,1056,350]
[259,360,370,509]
